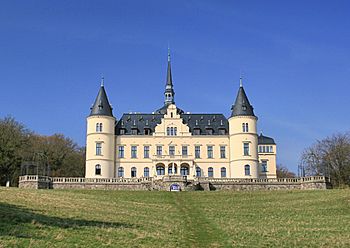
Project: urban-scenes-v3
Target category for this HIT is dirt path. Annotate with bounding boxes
[171,193,230,248]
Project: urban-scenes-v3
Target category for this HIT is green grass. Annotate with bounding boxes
[0,188,349,247]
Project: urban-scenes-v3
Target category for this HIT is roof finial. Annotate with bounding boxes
[167,43,171,62]
[101,76,104,87]
[239,70,243,87]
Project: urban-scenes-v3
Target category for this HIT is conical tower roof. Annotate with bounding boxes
[90,79,113,117]
[231,81,255,117]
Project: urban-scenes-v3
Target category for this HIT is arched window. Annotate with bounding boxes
[208,167,214,177]
[95,164,101,175]
[180,165,189,176]
[244,165,250,176]
[118,167,124,177]
[131,167,137,178]
[168,164,177,174]
[156,165,165,175]
[144,167,150,177]
[196,167,201,177]
[221,167,226,178]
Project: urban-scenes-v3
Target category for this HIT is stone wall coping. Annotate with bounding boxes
[19,175,328,184]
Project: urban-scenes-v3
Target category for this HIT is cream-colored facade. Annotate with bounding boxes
[85,55,277,179]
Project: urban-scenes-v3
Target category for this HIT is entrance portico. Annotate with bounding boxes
[152,155,195,179]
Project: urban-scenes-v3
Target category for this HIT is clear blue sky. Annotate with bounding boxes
[1,1,349,173]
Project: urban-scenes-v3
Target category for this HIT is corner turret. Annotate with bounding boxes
[85,78,116,178]
[228,78,259,178]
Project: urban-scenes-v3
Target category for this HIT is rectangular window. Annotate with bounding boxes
[195,146,201,158]
[119,129,125,135]
[118,146,124,158]
[261,161,268,172]
[270,146,273,153]
[131,129,138,135]
[263,146,266,153]
[206,129,213,135]
[169,146,175,156]
[144,146,150,158]
[131,146,137,158]
[220,146,226,158]
[242,123,249,132]
[243,143,250,156]
[182,146,188,156]
[207,146,213,158]
[144,129,151,135]
[96,143,102,155]
[258,146,262,153]
[156,146,162,156]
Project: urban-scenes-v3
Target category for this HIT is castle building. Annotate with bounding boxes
[85,52,277,179]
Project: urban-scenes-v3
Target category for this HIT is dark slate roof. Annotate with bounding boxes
[90,86,113,117]
[231,86,255,117]
[116,114,163,135]
[115,113,229,135]
[181,114,229,135]
[258,134,276,145]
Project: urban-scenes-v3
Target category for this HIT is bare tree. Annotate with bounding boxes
[300,132,350,187]
[276,164,296,178]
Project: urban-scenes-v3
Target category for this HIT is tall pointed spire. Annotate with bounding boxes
[231,78,255,117]
[164,47,175,105]
[90,78,113,117]
[166,46,173,86]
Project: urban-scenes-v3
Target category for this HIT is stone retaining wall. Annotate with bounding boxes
[18,175,332,191]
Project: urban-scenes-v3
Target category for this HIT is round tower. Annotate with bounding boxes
[85,78,116,178]
[228,79,259,178]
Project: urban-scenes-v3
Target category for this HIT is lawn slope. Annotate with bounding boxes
[0,188,349,247]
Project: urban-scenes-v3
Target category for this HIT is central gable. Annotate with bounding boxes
[154,104,191,136]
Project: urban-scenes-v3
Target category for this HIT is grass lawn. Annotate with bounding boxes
[0,188,349,247]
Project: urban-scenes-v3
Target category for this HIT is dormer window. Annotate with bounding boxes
[131,128,138,135]
[144,128,151,135]
[193,128,201,135]
[218,128,226,135]
[119,129,126,135]
[206,128,213,135]
[98,100,103,110]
